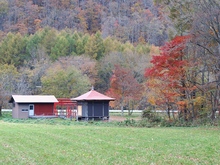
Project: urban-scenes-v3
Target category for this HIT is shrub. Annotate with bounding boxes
[142,109,162,123]
[137,119,152,127]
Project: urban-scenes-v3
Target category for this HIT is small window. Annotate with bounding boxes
[22,109,28,112]
[29,105,34,110]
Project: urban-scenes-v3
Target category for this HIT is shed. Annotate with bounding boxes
[9,95,58,119]
[71,89,114,120]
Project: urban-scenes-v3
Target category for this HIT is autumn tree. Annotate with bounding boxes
[0,0,169,44]
[190,0,220,120]
[145,35,191,119]
[3,0,40,35]
[96,49,151,93]
[106,65,143,116]
[154,0,220,120]
[84,0,102,34]
[0,0,8,31]
[154,0,194,36]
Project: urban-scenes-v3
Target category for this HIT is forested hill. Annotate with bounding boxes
[0,0,166,109]
[0,0,168,46]
[1,0,219,123]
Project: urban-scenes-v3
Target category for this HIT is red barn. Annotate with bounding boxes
[9,95,58,119]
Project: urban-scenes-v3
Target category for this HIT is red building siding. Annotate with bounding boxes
[34,103,54,115]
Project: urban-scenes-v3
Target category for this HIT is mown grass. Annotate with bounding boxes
[110,112,142,117]
[0,120,220,165]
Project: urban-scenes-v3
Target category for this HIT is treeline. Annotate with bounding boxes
[0,0,168,46]
[0,27,154,109]
[145,0,220,122]
[0,27,152,65]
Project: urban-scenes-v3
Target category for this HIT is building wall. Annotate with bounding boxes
[88,101,109,118]
[82,102,88,117]
[34,103,54,115]
[15,103,29,119]
[12,102,19,118]
[94,102,102,116]
[77,101,110,119]
[103,101,109,116]
[12,102,54,118]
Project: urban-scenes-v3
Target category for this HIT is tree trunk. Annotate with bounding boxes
[211,108,217,120]
[191,102,195,121]
[211,90,218,120]
[0,105,2,117]
[167,103,171,120]
[172,109,175,120]
[128,100,134,116]
[121,104,124,116]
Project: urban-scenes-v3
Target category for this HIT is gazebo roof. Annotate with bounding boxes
[71,89,115,101]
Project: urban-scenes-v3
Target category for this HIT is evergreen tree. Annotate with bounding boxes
[26,30,44,60]
[40,28,57,56]
[75,34,88,55]
[94,31,105,60]
[85,31,105,60]
[66,33,76,56]
[50,35,70,61]
[0,33,28,67]
[85,34,98,59]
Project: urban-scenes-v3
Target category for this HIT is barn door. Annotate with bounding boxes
[29,104,34,116]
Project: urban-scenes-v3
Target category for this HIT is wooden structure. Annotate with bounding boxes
[54,98,77,118]
[71,89,114,120]
[9,95,58,119]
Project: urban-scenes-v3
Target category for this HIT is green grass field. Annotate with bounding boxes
[0,120,220,165]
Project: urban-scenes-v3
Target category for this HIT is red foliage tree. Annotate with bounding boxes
[145,35,190,119]
[106,65,143,115]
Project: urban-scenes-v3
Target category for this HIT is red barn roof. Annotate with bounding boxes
[71,89,115,101]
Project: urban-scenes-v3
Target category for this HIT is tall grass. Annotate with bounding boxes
[0,121,220,165]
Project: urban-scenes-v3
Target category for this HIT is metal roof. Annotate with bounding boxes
[9,95,58,103]
[71,89,115,101]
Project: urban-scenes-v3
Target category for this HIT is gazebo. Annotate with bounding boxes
[71,88,114,120]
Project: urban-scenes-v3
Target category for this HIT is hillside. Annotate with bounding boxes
[0,0,168,46]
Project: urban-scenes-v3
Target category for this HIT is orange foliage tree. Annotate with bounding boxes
[145,35,191,119]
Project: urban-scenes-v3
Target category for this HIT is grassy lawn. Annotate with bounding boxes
[0,121,220,165]
[109,112,142,122]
